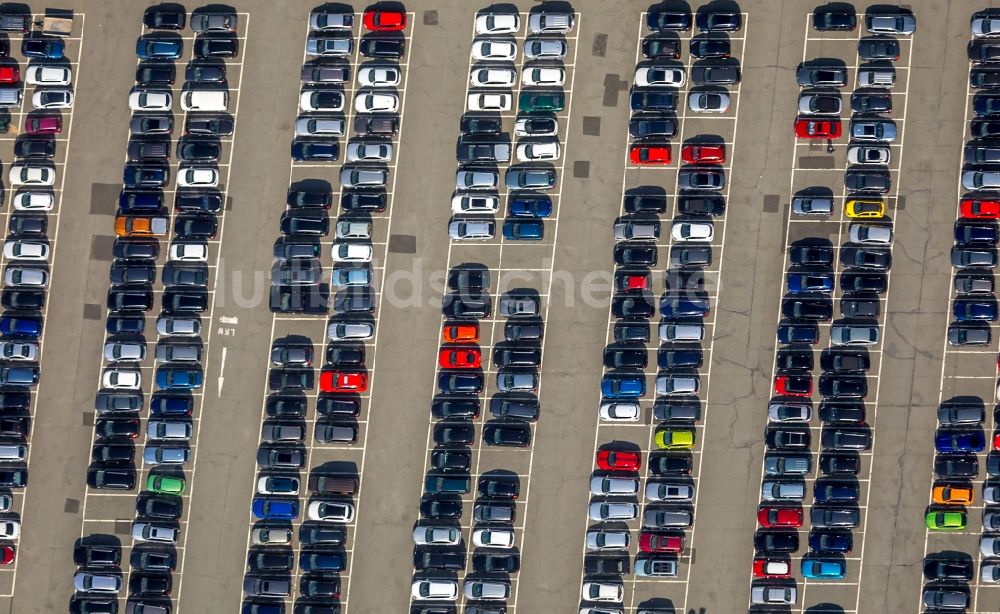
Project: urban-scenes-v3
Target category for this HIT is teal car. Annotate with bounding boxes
[801,556,846,579]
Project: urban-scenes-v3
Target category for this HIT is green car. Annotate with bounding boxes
[519,91,564,113]
[148,473,185,494]
[925,510,966,531]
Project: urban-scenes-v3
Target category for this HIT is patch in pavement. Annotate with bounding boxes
[895,196,905,211]
[64,498,80,514]
[423,10,438,25]
[89,183,118,215]
[574,161,590,179]
[582,117,601,136]
[762,195,780,213]
[592,33,607,57]
[389,234,416,254]
[226,195,234,211]
[114,520,131,535]
[83,303,102,321]
[798,156,834,169]
[602,73,627,108]
[82,411,94,426]
[90,235,114,261]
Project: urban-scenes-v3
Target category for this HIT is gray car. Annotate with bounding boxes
[505,168,556,190]
[496,371,538,392]
[143,445,190,465]
[449,220,495,240]
[340,167,387,188]
[792,196,833,215]
[952,246,997,268]
[155,343,201,363]
[243,576,291,597]
[146,420,193,441]
[830,325,880,345]
[499,296,540,317]
[948,324,990,346]
[761,480,805,501]
[850,119,897,142]
[938,405,985,425]
[524,38,567,59]
[678,168,724,190]
[456,169,498,190]
[811,506,860,527]
[642,508,693,528]
[306,36,352,57]
[104,340,146,362]
[964,170,1000,190]
[764,454,811,476]
[614,221,660,240]
[694,65,740,84]
[848,223,892,244]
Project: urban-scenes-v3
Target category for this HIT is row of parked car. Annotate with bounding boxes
[243,7,409,614]
[749,6,916,608]
[577,6,746,613]
[916,10,1000,613]
[70,5,243,614]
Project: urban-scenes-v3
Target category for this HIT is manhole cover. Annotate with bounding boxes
[64,498,80,514]
[762,195,780,213]
[574,161,590,179]
[582,117,601,136]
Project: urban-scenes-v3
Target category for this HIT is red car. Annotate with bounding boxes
[616,272,651,292]
[596,449,641,471]
[752,556,791,579]
[0,66,19,84]
[629,144,671,165]
[794,118,841,139]
[961,198,1000,219]
[757,506,803,528]
[363,8,407,31]
[25,115,61,135]
[994,432,1000,451]
[638,532,683,553]
[0,546,12,566]
[439,347,481,369]
[319,370,368,393]
[774,375,812,397]
[681,144,725,164]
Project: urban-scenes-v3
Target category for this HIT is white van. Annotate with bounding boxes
[181,90,228,112]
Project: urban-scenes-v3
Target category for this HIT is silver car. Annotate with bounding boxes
[614,221,660,241]
[294,116,345,136]
[505,168,556,190]
[792,196,833,215]
[642,509,693,528]
[155,343,201,363]
[456,169,499,190]
[524,38,567,59]
[340,167,388,188]
[4,266,47,287]
[499,296,539,317]
[496,370,537,391]
[346,142,392,162]
[156,317,201,337]
[448,220,495,240]
[848,223,893,244]
[830,325,880,345]
[585,529,629,550]
[688,91,730,112]
[310,11,352,30]
[588,501,638,521]
[143,446,191,465]
[327,322,374,341]
[644,481,694,501]
[964,170,1000,190]
[761,480,806,501]
[73,572,122,594]
[589,476,640,496]
[751,585,796,605]
[656,375,699,395]
[0,341,37,362]
[464,579,510,601]
[103,340,145,362]
[306,36,352,56]
[147,420,193,441]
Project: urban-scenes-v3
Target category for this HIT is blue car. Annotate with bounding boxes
[935,429,986,453]
[119,190,164,212]
[136,36,182,60]
[503,220,543,240]
[809,530,853,553]
[251,497,299,520]
[776,322,819,344]
[0,315,42,338]
[23,37,64,59]
[438,372,484,394]
[601,373,645,398]
[300,551,345,572]
[123,165,169,189]
[509,197,552,218]
[150,395,194,416]
[787,273,834,294]
[814,481,859,503]
[955,223,999,244]
[953,300,998,321]
[660,297,710,318]
[156,367,204,390]
[801,556,846,579]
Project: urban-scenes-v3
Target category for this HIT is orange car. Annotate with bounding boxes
[442,323,478,344]
[932,485,974,505]
[114,215,168,237]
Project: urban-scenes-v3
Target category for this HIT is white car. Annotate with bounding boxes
[307,500,355,522]
[585,529,629,551]
[671,221,714,242]
[332,243,373,262]
[476,12,520,34]
[294,116,345,136]
[357,64,401,87]
[0,520,19,539]
[973,14,1000,37]
[355,92,398,113]
[176,167,219,188]
[582,582,624,603]
[33,89,73,109]
[411,579,459,601]
[515,117,558,137]
[456,169,499,190]
[26,65,71,85]
[688,91,730,112]
[252,527,293,545]
[645,481,695,502]
[12,192,54,211]
[102,368,141,390]
[132,522,178,543]
[516,140,560,162]
[468,92,511,111]
[590,476,640,496]
[522,67,565,86]
[328,322,375,341]
[470,67,517,87]
[9,165,54,186]
[451,194,500,214]
[635,66,685,87]
[170,243,209,262]
[751,586,796,605]
[848,145,890,165]
[3,267,46,288]
[3,240,48,261]
[413,526,461,546]
[346,142,392,162]
[128,90,171,111]
[599,402,640,422]
[299,90,344,112]
[257,475,300,495]
[0,341,38,361]
[471,40,517,61]
[472,527,515,548]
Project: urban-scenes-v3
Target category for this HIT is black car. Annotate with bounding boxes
[107,286,154,312]
[144,6,186,29]
[178,140,221,162]
[268,368,314,391]
[333,288,375,314]
[649,454,693,475]
[176,191,223,213]
[924,558,974,581]
[479,475,520,498]
[431,397,480,420]
[194,36,239,58]
[420,497,462,519]
[431,448,471,471]
[840,297,880,318]
[614,243,657,267]
[247,549,294,572]
[658,349,702,370]
[647,10,692,31]
[14,138,55,159]
[628,116,677,138]
[174,215,217,238]
[287,189,332,209]
[821,352,870,372]
[87,467,133,490]
[326,344,364,367]
[642,36,681,59]
[185,62,226,83]
[442,293,491,319]
[859,36,900,60]
[935,455,979,478]
[690,37,730,58]
[841,272,888,294]
[109,262,156,286]
[136,62,175,85]
[776,350,812,371]
[766,427,810,450]
[73,544,121,567]
[434,423,474,445]
[494,347,542,368]
[754,530,798,553]
[813,9,857,31]
[845,170,890,194]
[280,210,330,236]
[131,548,176,572]
[504,321,543,341]
[818,453,861,475]
[266,396,305,418]
[624,193,668,214]
[781,298,832,320]
[113,239,159,260]
[670,245,712,268]
[841,246,891,270]
[473,553,521,574]
[163,263,209,287]
[413,549,465,571]
[614,321,649,343]
[341,190,387,212]
[360,36,404,58]
[790,245,834,266]
[95,417,140,440]
[292,139,340,161]
[678,194,725,216]
[612,294,655,319]
[130,573,171,596]
[696,10,741,32]
[972,68,1000,88]
[629,91,678,113]
[186,116,234,136]
[9,215,46,236]
[316,396,360,417]
[604,347,648,369]
[851,91,892,113]
[162,290,208,313]
[448,268,491,291]
[818,375,867,398]
[3,289,44,310]
[483,423,531,447]
[136,494,183,520]
[584,555,628,575]
[460,115,502,135]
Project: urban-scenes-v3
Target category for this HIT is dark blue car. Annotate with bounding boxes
[809,530,853,553]
[503,220,543,240]
[777,322,819,345]
[509,197,552,218]
[787,273,834,294]
[0,315,41,338]
[123,165,169,188]
[601,372,645,398]
[814,481,859,503]
[119,190,165,212]
[438,372,484,394]
[660,297,710,318]
[935,429,986,453]
[150,395,194,416]
[630,90,678,112]
[251,497,299,520]
[955,222,999,244]
[954,300,998,321]
[135,36,182,60]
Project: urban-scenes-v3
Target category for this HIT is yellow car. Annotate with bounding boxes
[845,199,885,219]
[932,485,973,506]
[655,429,695,450]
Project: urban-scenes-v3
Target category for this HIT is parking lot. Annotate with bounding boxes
[0,1,992,614]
